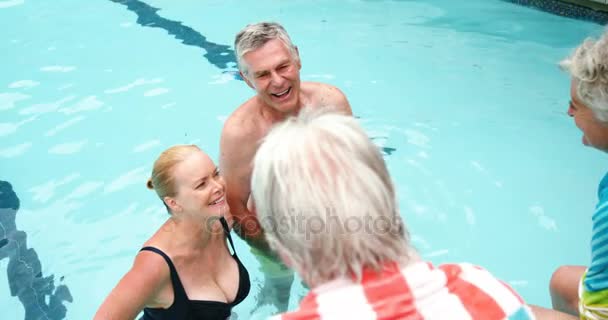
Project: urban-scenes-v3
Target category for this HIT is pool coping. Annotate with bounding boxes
[503,0,608,24]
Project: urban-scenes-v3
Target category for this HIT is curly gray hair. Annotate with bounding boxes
[560,31,608,123]
[250,108,414,287]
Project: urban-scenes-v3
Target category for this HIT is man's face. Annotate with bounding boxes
[241,39,302,114]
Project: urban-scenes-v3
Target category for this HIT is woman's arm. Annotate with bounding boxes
[94,250,170,320]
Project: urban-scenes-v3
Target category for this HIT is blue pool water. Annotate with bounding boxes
[1,0,607,318]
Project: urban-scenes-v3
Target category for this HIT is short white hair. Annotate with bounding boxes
[560,30,608,123]
[234,21,298,77]
[251,108,413,287]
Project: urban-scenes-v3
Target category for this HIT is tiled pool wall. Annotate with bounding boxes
[504,0,608,24]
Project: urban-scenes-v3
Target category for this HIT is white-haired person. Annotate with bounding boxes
[545,31,608,320]
[250,108,535,319]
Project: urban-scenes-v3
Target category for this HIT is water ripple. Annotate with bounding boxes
[0,0,24,9]
[0,142,32,158]
[0,92,29,110]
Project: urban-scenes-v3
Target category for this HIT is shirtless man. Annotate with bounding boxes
[220,21,352,311]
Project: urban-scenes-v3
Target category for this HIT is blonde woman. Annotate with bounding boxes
[95,145,250,320]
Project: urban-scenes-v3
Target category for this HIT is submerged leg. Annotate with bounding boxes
[550,265,586,315]
[250,246,295,313]
[530,305,578,320]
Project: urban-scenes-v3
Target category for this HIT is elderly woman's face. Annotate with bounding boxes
[568,80,608,152]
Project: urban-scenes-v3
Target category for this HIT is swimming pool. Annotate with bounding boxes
[1,0,606,318]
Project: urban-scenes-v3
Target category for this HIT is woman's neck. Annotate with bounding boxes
[166,215,226,251]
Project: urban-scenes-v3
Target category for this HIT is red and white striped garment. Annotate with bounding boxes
[271,261,534,320]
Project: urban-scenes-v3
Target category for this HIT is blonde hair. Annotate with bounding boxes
[560,30,608,123]
[251,108,412,287]
[147,145,200,211]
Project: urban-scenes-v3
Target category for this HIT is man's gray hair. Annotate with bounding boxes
[234,22,298,76]
[251,108,413,287]
[560,30,608,123]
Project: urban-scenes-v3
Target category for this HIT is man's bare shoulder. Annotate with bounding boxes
[302,81,352,115]
[302,81,338,92]
[221,97,261,142]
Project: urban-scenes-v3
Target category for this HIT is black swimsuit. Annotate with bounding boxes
[141,217,251,320]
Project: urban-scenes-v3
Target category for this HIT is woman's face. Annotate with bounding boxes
[568,80,608,153]
[168,150,229,219]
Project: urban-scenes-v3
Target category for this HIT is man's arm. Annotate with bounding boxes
[219,121,266,245]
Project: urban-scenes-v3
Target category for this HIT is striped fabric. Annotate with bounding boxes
[584,172,608,293]
[271,261,534,320]
[579,271,608,320]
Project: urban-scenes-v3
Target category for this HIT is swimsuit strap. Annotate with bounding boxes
[219,217,238,257]
[139,246,189,300]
